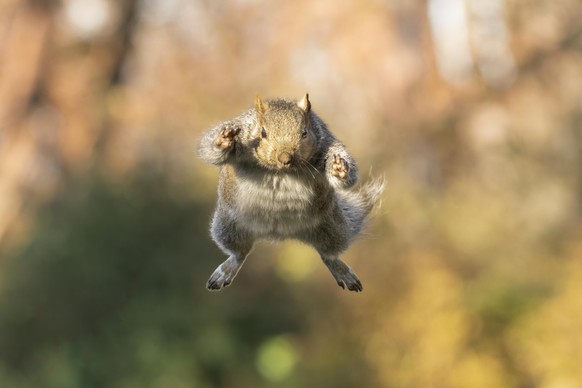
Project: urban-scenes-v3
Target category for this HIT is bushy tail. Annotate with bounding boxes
[338,176,385,241]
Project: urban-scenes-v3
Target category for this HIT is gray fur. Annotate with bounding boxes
[198,94,384,292]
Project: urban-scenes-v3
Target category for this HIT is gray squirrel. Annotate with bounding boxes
[198,94,383,292]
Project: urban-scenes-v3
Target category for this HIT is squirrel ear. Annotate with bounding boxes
[298,93,311,113]
[255,94,266,115]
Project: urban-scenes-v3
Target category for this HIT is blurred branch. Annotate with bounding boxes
[0,1,57,250]
[108,0,140,86]
[93,0,140,160]
[0,2,54,134]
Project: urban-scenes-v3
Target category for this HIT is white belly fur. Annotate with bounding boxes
[234,173,321,237]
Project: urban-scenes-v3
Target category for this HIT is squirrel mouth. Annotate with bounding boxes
[276,161,296,171]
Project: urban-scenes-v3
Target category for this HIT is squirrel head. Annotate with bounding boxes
[252,93,317,170]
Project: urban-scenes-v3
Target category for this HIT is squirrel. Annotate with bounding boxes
[198,93,384,292]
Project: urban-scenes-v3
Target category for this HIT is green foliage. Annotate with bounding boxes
[0,173,336,387]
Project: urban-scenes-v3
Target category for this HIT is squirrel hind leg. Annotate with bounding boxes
[207,212,254,291]
[321,255,363,292]
[206,254,247,291]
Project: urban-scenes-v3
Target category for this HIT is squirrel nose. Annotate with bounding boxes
[278,151,293,167]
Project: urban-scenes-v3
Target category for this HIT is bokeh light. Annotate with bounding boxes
[1,0,582,386]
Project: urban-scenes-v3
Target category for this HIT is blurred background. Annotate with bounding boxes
[0,0,581,386]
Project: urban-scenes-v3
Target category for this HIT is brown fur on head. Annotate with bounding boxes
[253,94,318,170]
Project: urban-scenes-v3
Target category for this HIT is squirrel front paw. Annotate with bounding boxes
[331,154,349,180]
[215,126,241,150]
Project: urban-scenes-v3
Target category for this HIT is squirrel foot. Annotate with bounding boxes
[206,256,244,291]
[331,154,349,180]
[322,256,363,292]
[214,125,241,150]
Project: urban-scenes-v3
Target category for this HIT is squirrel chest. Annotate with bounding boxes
[219,165,332,238]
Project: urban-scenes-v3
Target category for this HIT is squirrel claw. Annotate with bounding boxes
[351,279,363,292]
[331,154,349,180]
[206,278,231,290]
[336,276,362,292]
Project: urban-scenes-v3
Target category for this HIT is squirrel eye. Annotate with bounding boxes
[261,127,267,138]
[301,129,308,139]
